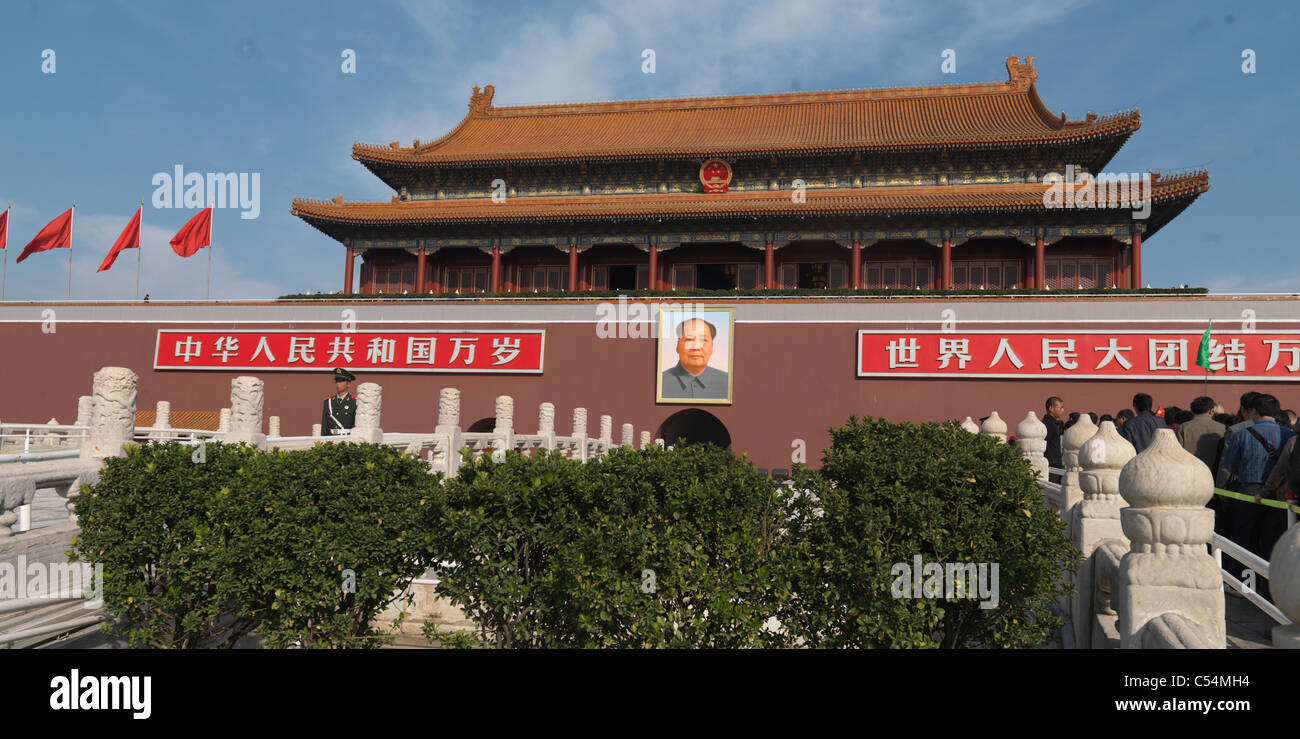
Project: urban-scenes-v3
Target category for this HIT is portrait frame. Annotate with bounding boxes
[655,307,734,405]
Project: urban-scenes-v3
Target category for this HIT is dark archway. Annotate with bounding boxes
[465,417,496,433]
[656,409,731,449]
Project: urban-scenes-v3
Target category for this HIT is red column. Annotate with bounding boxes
[1131,233,1142,288]
[850,239,862,289]
[764,240,774,288]
[428,260,442,293]
[416,248,426,293]
[648,244,658,291]
[491,247,501,292]
[343,248,354,294]
[941,238,952,289]
[1034,236,1045,290]
[568,245,578,292]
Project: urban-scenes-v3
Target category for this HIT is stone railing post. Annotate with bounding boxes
[218,407,232,434]
[1115,429,1224,648]
[640,431,651,449]
[980,411,1007,442]
[311,423,322,437]
[351,382,384,443]
[1060,414,1097,522]
[1072,420,1135,648]
[81,367,138,460]
[598,415,613,457]
[492,395,514,461]
[434,388,464,477]
[655,438,665,448]
[1015,411,1048,480]
[1271,522,1300,648]
[621,423,634,448]
[151,400,172,440]
[960,416,980,434]
[538,402,556,451]
[571,408,588,462]
[45,418,62,447]
[268,415,281,438]
[74,395,93,445]
[225,376,267,450]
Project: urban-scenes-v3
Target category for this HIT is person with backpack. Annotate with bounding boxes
[1220,394,1295,599]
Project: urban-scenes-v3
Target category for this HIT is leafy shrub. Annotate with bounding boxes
[776,416,1078,648]
[216,442,439,648]
[71,441,260,648]
[427,444,787,648]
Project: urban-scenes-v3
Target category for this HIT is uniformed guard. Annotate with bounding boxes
[321,368,357,436]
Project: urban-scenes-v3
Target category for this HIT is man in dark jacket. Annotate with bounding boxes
[1221,394,1294,599]
[1118,393,1167,453]
[1043,396,1065,482]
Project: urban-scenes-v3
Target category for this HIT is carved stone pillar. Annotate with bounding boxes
[268,415,281,438]
[640,430,651,449]
[312,423,322,437]
[435,388,464,477]
[350,382,384,444]
[1115,429,1224,648]
[538,402,556,451]
[1016,411,1048,480]
[621,423,634,448]
[492,395,514,461]
[1060,414,1097,522]
[225,376,267,450]
[218,408,231,434]
[1073,421,1136,648]
[571,407,588,461]
[74,395,93,434]
[1270,522,1300,648]
[980,411,1007,443]
[152,400,172,440]
[599,415,613,455]
[81,367,138,461]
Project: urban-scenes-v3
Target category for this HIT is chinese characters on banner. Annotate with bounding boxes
[858,331,1300,380]
[155,330,544,373]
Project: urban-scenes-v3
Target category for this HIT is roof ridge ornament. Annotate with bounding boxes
[469,85,496,116]
[1005,56,1037,88]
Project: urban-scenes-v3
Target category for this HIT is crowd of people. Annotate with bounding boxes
[1039,392,1297,600]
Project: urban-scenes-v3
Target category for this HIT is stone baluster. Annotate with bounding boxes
[74,395,93,446]
[268,415,281,438]
[311,423,322,437]
[350,382,384,443]
[492,395,514,461]
[655,438,665,448]
[218,407,232,433]
[45,418,61,447]
[1060,414,1098,522]
[621,423,634,448]
[153,400,172,440]
[571,408,588,462]
[435,388,464,477]
[1072,420,1136,649]
[598,415,613,457]
[1015,411,1048,480]
[980,411,1007,443]
[640,430,651,449]
[538,402,556,452]
[960,416,980,434]
[1270,522,1300,648]
[225,376,267,450]
[1115,429,1224,648]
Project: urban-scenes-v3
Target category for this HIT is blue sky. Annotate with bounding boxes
[0,0,1295,299]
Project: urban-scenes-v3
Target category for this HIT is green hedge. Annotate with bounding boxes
[776,417,1078,648]
[280,286,1206,300]
[72,441,439,649]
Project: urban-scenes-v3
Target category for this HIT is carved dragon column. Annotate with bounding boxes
[492,395,514,461]
[538,402,556,452]
[350,382,384,444]
[435,388,464,477]
[225,376,267,450]
[571,407,589,462]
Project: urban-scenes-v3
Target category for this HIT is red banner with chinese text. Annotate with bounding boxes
[155,330,544,373]
[857,331,1300,381]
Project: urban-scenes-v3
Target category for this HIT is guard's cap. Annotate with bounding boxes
[334,368,356,382]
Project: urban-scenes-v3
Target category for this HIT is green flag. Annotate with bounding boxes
[1196,321,1214,373]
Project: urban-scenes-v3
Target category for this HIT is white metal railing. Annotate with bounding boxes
[0,423,89,453]
[1211,534,1290,626]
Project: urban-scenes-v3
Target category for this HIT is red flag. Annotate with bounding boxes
[97,207,142,273]
[0,208,8,251]
[169,207,211,257]
[16,208,73,263]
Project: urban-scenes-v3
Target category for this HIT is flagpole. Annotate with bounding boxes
[67,201,74,300]
[206,200,213,300]
[136,200,142,301]
[2,202,9,302]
